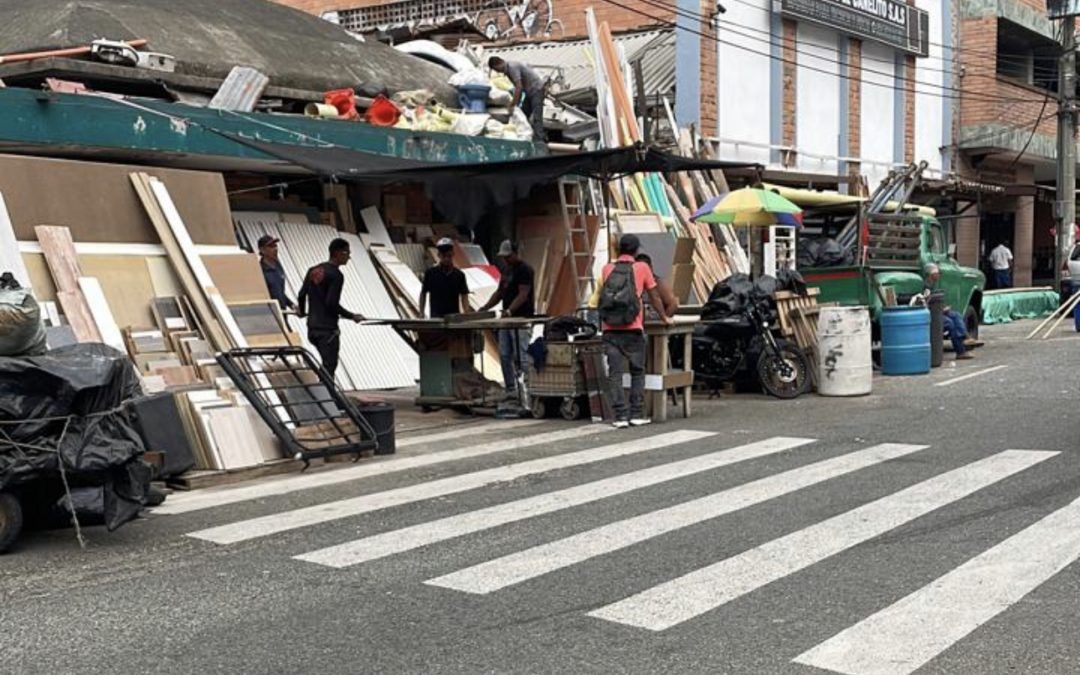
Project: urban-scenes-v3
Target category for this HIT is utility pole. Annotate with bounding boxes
[1056,15,1076,293]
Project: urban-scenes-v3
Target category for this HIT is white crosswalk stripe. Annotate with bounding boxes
[426,443,928,595]
[294,436,816,568]
[396,419,544,449]
[588,450,1058,631]
[793,495,1080,675]
[158,424,600,515]
[189,429,718,544]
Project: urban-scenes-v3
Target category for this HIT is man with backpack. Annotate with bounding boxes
[591,234,672,428]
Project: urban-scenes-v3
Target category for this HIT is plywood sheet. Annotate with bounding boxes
[360,206,394,248]
[204,253,269,303]
[21,253,56,301]
[0,154,236,245]
[79,255,157,329]
[56,290,101,343]
[145,256,183,297]
[615,212,666,234]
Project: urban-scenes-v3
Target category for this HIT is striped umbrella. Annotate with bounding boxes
[691,187,803,227]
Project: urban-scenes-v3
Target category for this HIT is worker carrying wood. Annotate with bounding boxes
[297,238,365,380]
[480,240,536,399]
[488,56,545,142]
[590,234,672,429]
[419,238,470,318]
[257,234,296,312]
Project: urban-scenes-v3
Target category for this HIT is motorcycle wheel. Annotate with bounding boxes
[756,341,811,399]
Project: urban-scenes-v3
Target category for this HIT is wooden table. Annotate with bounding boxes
[643,316,696,422]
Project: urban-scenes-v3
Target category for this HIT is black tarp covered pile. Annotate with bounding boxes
[0,344,151,531]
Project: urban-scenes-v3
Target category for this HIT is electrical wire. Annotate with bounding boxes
[595,0,1052,103]
[621,0,1062,99]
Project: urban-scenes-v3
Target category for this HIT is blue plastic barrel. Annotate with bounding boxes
[457,84,491,113]
[880,306,931,375]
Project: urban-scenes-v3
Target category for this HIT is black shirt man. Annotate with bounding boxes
[420,238,470,318]
[297,238,364,380]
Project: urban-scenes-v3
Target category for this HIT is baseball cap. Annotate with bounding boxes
[257,235,279,248]
[435,237,455,251]
[618,233,641,255]
[496,240,516,257]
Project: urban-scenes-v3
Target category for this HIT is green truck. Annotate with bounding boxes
[801,213,986,338]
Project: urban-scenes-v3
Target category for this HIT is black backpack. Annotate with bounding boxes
[598,261,640,326]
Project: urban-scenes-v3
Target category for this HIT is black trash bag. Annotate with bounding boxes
[544,315,598,342]
[0,344,150,532]
[798,237,853,268]
[775,268,808,296]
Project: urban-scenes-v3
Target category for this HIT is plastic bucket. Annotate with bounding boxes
[359,404,395,455]
[817,306,872,396]
[881,306,931,375]
[457,84,491,113]
[365,95,401,127]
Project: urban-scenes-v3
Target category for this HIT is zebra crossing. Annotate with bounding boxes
[172,427,1080,673]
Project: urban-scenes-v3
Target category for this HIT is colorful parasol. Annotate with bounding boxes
[691,187,803,227]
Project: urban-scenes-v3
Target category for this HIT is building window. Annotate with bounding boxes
[995,20,1059,93]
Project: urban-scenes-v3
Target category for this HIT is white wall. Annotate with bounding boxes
[796,23,840,175]
[915,0,946,174]
[860,40,897,189]
[716,0,772,166]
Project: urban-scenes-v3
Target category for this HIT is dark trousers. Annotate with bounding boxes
[603,330,646,421]
[943,310,967,354]
[522,87,545,141]
[994,269,1012,289]
[309,328,341,380]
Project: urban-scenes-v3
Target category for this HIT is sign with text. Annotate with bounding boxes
[779,0,930,56]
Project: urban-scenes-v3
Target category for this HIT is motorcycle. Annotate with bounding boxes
[677,274,812,399]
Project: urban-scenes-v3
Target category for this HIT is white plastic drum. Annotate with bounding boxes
[817,306,872,396]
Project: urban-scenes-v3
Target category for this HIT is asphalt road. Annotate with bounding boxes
[2,320,1078,675]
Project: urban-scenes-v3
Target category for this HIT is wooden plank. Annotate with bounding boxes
[55,289,102,343]
[130,172,230,350]
[35,225,82,292]
[0,191,31,288]
[148,177,247,349]
[360,206,394,248]
[78,276,127,352]
[145,256,183,296]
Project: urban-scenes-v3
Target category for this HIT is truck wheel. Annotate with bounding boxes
[0,493,23,554]
[964,305,980,340]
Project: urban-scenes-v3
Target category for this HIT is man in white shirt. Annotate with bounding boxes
[988,241,1013,289]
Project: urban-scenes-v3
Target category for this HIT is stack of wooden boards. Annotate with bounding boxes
[0,156,312,474]
[775,289,823,388]
[582,9,750,301]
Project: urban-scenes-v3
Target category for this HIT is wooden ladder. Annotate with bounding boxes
[559,178,596,306]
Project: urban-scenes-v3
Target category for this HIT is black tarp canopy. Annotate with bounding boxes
[229,137,760,227]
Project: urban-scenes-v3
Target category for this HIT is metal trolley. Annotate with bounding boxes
[526,340,602,420]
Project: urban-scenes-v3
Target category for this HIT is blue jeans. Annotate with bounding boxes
[943,310,967,354]
[498,328,530,392]
[994,269,1011,289]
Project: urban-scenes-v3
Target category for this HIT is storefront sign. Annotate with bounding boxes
[779,0,930,56]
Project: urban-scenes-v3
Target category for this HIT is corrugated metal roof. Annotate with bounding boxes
[487,29,675,97]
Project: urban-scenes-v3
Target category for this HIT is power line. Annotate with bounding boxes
[722,0,1067,66]
[631,0,1062,96]
[597,0,1047,103]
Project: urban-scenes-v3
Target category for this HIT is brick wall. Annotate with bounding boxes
[699,0,718,135]
[847,37,862,182]
[781,18,798,166]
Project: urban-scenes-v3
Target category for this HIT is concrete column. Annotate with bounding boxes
[1014,165,1035,286]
